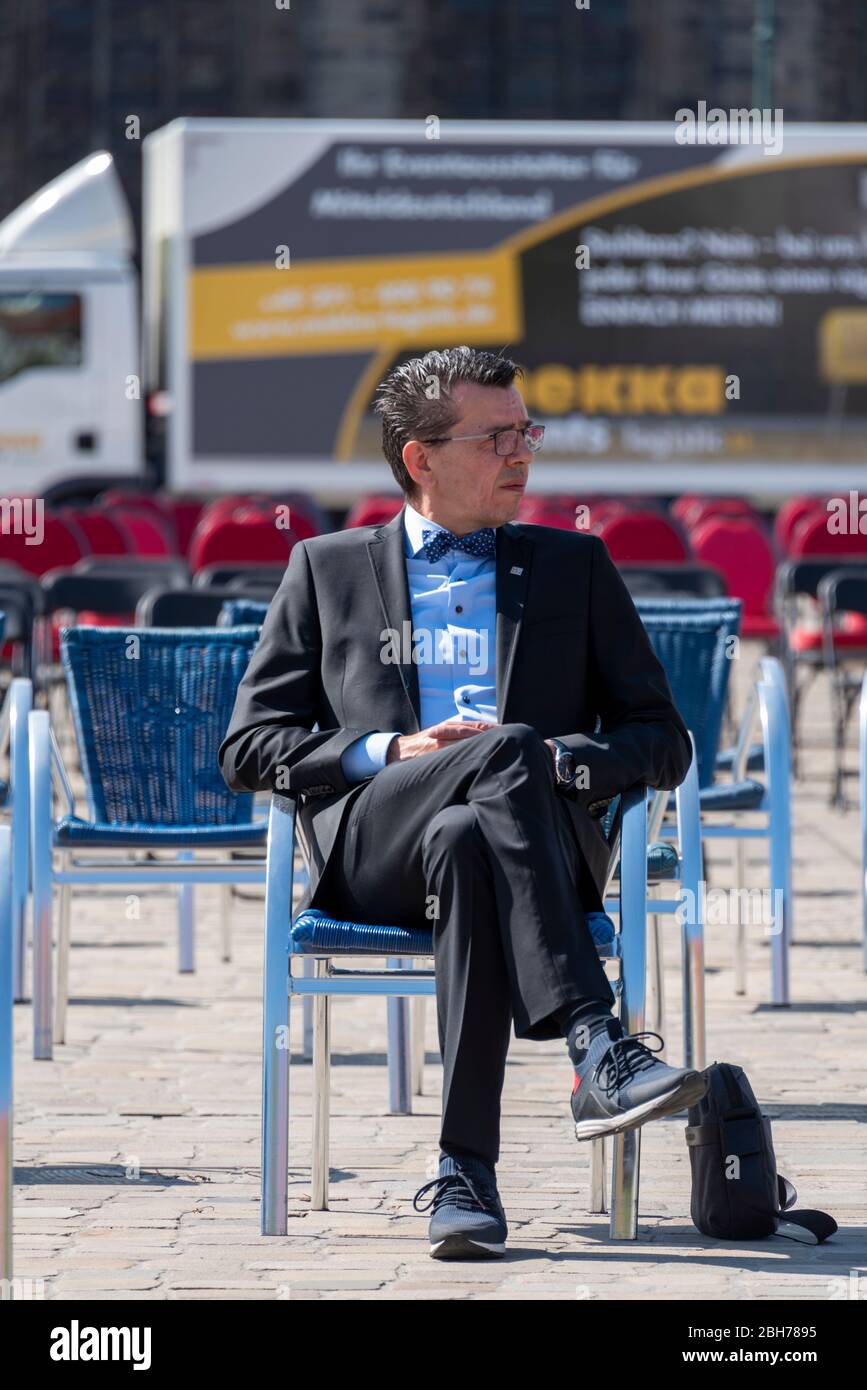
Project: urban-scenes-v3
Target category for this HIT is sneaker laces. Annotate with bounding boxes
[412,1167,500,1217]
[594,1030,665,1096]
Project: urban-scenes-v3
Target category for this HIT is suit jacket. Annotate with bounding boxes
[218,505,692,913]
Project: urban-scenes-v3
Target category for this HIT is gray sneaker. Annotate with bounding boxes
[412,1154,508,1259]
[571,1017,708,1141]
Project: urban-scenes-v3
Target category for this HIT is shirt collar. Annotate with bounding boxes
[403,500,447,557]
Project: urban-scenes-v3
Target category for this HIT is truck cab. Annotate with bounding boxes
[0,151,142,498]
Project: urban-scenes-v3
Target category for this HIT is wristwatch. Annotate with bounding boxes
[548,737,577,788]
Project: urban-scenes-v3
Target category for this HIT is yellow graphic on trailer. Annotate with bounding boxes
[190,249,522,359]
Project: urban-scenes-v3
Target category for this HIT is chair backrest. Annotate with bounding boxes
[135,586,249,627]
[60,626,261,827]
[342,495,404,528]
[218,600,269,628]
[773,497,825,555]
[790,510,867,557]
[818,568,867,622]
[74,556,190,585]
[635,599,743,787]
[111,508,176,557]
[690,516,776,620]
[620,564,728,599]
[192,562,286,591]
[775,554,867,604]
[596,511,689,564]
[58,508,130,556]
[188,510,296,571]
[41,569,162,616]
[0,511,88,576]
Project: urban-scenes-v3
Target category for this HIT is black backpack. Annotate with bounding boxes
[685,1062,837,1244]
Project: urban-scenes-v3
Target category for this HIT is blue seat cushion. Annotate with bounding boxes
[666,777,766,814]
[290,908,620,958]
[53,815,268,848]
[699,779,766,812]
[612,841,680,882]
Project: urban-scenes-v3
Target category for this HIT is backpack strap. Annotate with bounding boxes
[777,1174,798,1212]
[685,1123,718,1146]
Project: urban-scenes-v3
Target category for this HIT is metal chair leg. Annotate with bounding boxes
[734,837,747,996]
[302,958,313,1059]
[647,907,665,1053]
[261,799,293,1237]
[29,711,53,1061]
[610,1127,641,1240]
[310,958,331,1210]
[386,956,412,1114]
[219,882,232,962]
[412,995,426,1096]
[54,853,71,1045]
[590,1136,606,1213]
[176,850,194,973]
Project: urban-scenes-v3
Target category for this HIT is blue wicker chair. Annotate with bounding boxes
[218,600,270,628]
[28,625,267,1060]
[259,776,704,1241]
[636,599,792,1005]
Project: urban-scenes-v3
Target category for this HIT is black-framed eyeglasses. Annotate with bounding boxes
[421,423,545,456]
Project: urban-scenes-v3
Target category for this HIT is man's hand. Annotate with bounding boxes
[386,720,497,765]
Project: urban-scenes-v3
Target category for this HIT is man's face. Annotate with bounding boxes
[402,381,534,533]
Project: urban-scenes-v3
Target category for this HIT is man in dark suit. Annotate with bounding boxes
[219,346,707,1260]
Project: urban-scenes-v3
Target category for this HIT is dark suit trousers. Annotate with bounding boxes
[313,722,616,1167]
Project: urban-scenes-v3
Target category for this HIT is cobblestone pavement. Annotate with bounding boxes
[10,652,867,1299]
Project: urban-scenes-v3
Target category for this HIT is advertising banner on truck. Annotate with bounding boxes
[156,119,867,493]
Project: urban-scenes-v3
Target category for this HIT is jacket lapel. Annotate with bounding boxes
[495,522,532,722]
[367,507,421,731]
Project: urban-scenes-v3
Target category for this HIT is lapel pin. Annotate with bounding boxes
[510,566,523,575]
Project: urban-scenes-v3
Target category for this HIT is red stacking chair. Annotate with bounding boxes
[157,495,206,557]
[690,517,779,640]
[687,498,764,531]
[111,508,176,556]
[595,510,689,564]
[197,494,322,541]
[516,495,580,529]
[343,495,404,528]
[0,510,88,577]
[670,494,708,526]
[58,507,130,556]
[773,497,826,556]
[787,512,867,653]
[188,506,298,572]
[789,510,867,558]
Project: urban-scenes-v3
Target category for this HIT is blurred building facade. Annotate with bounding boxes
[1,0,866,234]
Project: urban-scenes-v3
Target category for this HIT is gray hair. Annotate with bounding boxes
[372,346,521,499]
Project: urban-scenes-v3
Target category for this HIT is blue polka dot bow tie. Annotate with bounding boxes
[421,525,496,562]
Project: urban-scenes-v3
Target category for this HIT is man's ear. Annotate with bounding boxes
[402,438,431,492]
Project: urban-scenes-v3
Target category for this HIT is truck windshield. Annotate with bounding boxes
[0,292,82,384]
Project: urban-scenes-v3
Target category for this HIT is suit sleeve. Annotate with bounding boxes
[340,730,400,783]
[553,536,693,806]
[218,539,384,796]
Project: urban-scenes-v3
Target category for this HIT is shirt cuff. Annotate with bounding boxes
[340,730,400,784]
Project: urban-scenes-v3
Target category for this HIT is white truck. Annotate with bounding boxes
[3,117,867,500]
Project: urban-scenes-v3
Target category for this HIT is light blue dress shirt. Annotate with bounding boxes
[340,500,498,783]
